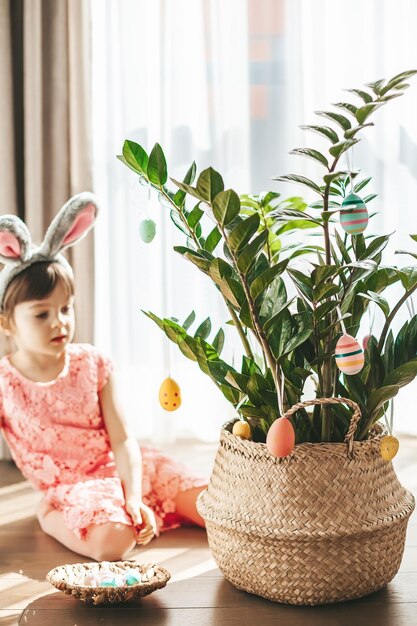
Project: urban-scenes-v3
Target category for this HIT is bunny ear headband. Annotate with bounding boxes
[0,192,99,311]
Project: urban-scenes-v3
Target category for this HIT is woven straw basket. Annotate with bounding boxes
[197,397,415,605]
[46,561,170,605]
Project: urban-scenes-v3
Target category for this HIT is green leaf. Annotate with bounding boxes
[147,143,167,186]
[177,336,198,361]
[236,230,269,274]
[187,204,204,228]
[333,102,358,116]
[228,213,260,252]
[205,226,222,253]
[290,148,329,168]
[344,123,374,139]
[208,258,233,286]
[173,162,198,206]
[170,209,189,235]
[142,310,164,330]
[182,311,195,330]
[170,178,202,200]
[355,103,383,124]
[174,246,211,272]
[354,177,372,193]
[315,110,352,130]
[365,79,385,95]
[299,124,339,143]
[344,88,373,104]
[359,235,390,260]
[272,174,322,195]
[399,266,417,290]
[334,229,351,263]
[212,189,240,226]
[379,70,417,95]
[221,277,245,308]
[382,360,417,388]
[194,317,211,340]
[323,171,348,185]
[313,282,339,302]
[287,268,313,301]
[212,328,225,355]
[329,139,358,159]
[121,140,149,175]
[367,385,400,419]
[250,260,288,300]
[196,167,224,203]
[358,291,390,317]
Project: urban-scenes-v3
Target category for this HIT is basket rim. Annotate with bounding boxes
[222,418,384,459]
[46,561,171,592]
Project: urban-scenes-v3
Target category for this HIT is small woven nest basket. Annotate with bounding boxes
[46,561,170,605]
[197,397,415,606]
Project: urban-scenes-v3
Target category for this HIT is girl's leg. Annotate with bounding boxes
[36,498,136,561]
[174,485,207,527]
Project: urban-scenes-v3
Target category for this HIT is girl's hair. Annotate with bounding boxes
[2,262,74,320]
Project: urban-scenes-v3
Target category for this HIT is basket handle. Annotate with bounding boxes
[281,396,361,458]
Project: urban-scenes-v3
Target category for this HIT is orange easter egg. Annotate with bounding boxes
[266,417,295,458]
[159,377,182,411]
[335,333,364,375]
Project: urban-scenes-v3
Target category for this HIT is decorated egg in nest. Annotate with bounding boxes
[159,377,182,411]
[340,193,368,234]
[266,417,295,458]
[335,333,364,375]
[139,218,156,243]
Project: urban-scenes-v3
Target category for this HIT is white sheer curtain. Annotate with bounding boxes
[91,0,417,439]
[284,0,417,433]
[91,0,249,442]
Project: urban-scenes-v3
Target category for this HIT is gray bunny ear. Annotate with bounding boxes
[41,192,99,257]
[0,215,32,265]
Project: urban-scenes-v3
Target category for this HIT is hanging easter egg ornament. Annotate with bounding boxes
[159,377,182,411]
[139,218,156,243]
[266,417,295,458]
[335,333,364,375]
[232,420,251,439]
[380,435,399,461]
[340,193,368,234]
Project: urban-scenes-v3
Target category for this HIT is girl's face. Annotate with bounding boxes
[7,281,75,357]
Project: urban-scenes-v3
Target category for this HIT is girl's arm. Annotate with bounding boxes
[99,373,157,545]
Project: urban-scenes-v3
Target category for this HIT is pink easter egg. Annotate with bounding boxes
[335,333,364,375]
[266,417,295,458]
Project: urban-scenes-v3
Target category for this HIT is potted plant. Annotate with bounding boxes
[118,69,416,605]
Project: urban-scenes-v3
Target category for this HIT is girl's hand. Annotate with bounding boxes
[125,497,157,546]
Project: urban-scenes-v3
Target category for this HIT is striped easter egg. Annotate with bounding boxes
[340,193,368,234]
[335,333,364,375]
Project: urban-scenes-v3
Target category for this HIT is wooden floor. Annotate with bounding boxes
[1,436,417,626]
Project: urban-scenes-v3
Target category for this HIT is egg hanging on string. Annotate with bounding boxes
[266,417,295,458]
[335,333,364,375]
[139,218,156,243]
[159,377,182,411]
[340,193,368,234]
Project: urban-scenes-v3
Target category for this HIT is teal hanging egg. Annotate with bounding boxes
[340,193,368,234]
[139,218,156,243]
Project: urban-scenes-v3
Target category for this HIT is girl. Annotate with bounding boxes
[0,193,207,561]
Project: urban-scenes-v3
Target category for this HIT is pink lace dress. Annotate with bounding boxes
[0,344,207,539]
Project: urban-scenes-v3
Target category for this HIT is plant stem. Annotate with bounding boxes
[219,224,283,398]
[227,305,254,359]
[378,283,417,352]
[320,165,338,440]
